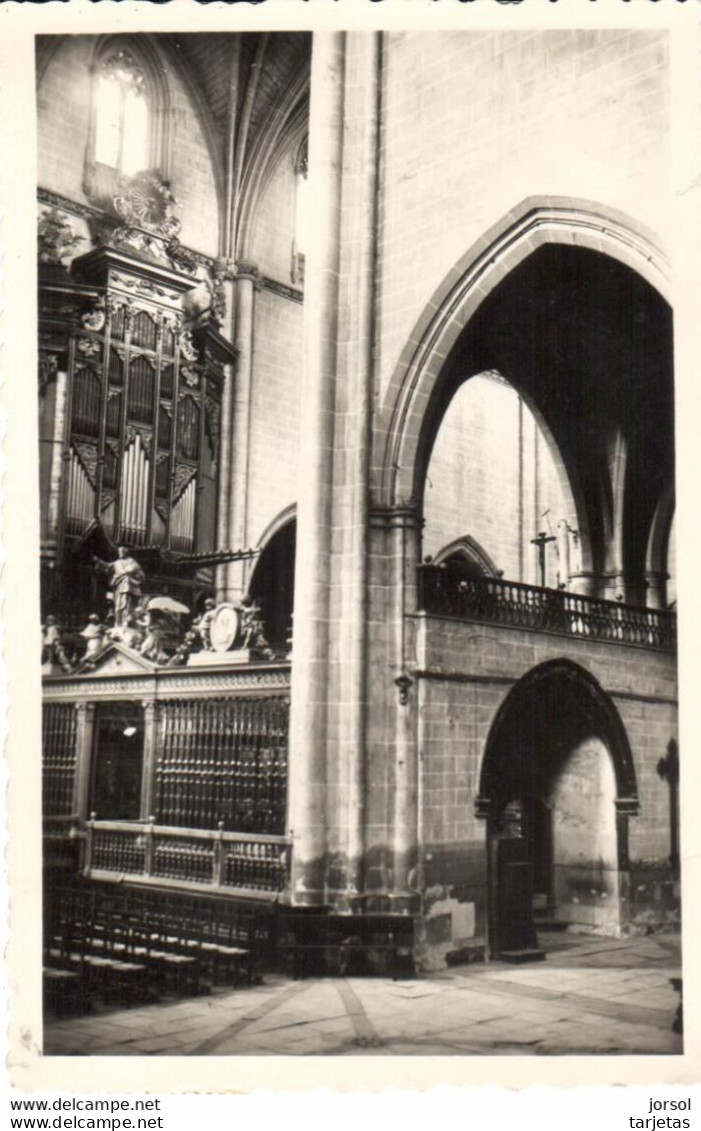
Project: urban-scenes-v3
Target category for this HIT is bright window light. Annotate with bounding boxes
[95,50,149,176]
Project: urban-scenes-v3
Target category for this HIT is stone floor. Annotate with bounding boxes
[44,931,683,1057]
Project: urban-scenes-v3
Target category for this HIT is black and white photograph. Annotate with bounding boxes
[3,1,700,1093]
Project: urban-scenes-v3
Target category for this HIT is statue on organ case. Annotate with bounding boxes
[41,616,71,672]
[80,614,106,657]
[109,615,144,651]
[193,598,217,650]
[93,546,145,628]
[240,595,274,659]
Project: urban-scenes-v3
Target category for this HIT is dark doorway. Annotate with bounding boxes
[91,701,144,820]
[481,661,637,958]
[529,796,554,911]
[249,519,296,654]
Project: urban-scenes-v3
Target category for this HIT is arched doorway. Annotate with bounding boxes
[478,660,638,958]
[249,517,296,654]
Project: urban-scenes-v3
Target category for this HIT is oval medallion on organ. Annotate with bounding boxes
[209,603,241,653]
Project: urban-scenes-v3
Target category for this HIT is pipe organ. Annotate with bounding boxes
[38,196,293,945]
[38,244,236,623]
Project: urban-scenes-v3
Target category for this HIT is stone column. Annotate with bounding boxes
[644,571,668,611]
[140,699,159,820]
[389,506,422,913]
[225,262,259,601]
[211,258,238,600]
[72,701,96,820]
[326,31,381,907]
[288,31,346,906]
[215,357,235,601]
[568,572,599,598]
[600,431,628,601]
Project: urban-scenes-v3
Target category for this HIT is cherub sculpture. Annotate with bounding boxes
[41,616,71,672]
[80,614,106,658]
[240,595,274,659]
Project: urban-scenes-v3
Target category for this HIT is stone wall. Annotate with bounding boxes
[409,614,678,966]
[249,147,299,283]
[246,288,303,554]
[423,373,569,587]
[376,30,668,403]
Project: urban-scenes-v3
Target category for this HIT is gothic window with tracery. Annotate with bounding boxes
[85,40,168,205]
[94,49,150,176]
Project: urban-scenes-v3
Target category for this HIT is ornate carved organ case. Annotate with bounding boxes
[39,240,292,901]
[39,244,234,624]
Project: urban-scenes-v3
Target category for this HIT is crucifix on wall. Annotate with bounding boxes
[531,530,556,588]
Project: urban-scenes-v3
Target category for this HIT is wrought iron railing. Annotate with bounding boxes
[154,696,288,834]
[43,815,81,844]
[42,703,78,815]
[84,818,290,895]
[417,567,676,651]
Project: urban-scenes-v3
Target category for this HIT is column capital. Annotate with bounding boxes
[233,260,260,284]
[644,570,670,583]
[141,698,160,720]
[214,256,237,281]
[615,797,640,816]
[369,504,421,531]
[474,795,492,820]
[74,701,95,721]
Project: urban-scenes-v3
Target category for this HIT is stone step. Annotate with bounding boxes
[499,948,546,964]
[533,916,569,931]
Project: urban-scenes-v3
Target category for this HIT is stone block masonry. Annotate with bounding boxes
[376,30,669,403]
[409,614,678,958]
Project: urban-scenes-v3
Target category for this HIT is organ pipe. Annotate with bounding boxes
[119,434,150,544]
[171,478,196,551]
[58,282,226,564]
[66,451,95,533]
[47,370,68,538]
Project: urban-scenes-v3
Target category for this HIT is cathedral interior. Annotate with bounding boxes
[37,29,679,1016]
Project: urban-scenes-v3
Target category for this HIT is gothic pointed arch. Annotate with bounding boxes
[477,658,639,810]
[376,197,670,514]
[376,198,672,597]
[431,535,500,579]
[237,84,310,261]
[248,506,297,654]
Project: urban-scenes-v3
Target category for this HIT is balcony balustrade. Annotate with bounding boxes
[84,817,291,896]
[417,567,676,651]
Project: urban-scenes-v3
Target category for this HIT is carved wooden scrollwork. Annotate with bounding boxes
[77,338,101,359]
[73,441,99,487]
[180,367,199,389]
[173,463,197,502]
[81,302,106,333]
[179,330,197,362]
[38,208,83,267]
